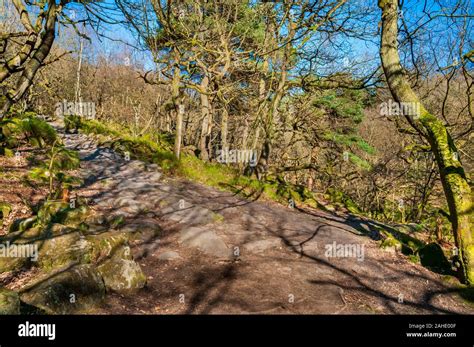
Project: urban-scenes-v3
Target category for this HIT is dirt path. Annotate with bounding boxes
[59,126,473,314]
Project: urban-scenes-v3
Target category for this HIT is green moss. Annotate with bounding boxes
[407,254,420,264]
[179,155,238,187]
[344,197,361,214]
[0,256,29,274]
[380,234,402,250]
[0,288,20,314]
[0,202,12,224]
[96,246,146,292]
[376,225,425,255]
[110,215,125,229]
[54,205,90,227]
[4,148,14,158]
[35,201,68,226]
[36,231,87,271]
[212,213,225,223]
[86,232,128,264]
[326,188,362,214]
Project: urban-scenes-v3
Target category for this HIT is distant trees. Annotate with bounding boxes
[115,0,374,169]
[116,0,266,160]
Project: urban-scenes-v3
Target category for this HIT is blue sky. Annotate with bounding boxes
[57,0,472,77]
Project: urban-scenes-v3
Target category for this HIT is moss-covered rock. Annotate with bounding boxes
[325,187,361,214]
[0,226,42,273]
[36,201,69,225]
[64,115,81,134]
[56,205,89,227]
[36,202,89,228]
[85,231,129,264]
[8,217,36,234]
[20,264,106,314]
[97,246,146,293]
[120,220,161,243]
[0,256,29,274]
[36,231,89,271]
[0,288,20,314]
[33,223,137,275]
[376,224,424,256]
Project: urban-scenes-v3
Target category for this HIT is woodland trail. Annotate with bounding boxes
[58,124,474,314]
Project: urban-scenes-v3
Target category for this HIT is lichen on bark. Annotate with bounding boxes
[378,0,474,284]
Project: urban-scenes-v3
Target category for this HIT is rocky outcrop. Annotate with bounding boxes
[1,214,147,313]
[97,246,147,292]
[20,264,106,314]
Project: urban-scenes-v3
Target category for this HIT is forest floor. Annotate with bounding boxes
[23,123,474,314]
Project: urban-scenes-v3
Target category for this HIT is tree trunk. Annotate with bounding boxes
[199,74,211,161]
[0,32,38,83]
[221,105,228,151]
[379,0,474,284]
[1,0,57,115]
[74,32,84,104]
[175,104,183,159]
[171,48,182,159]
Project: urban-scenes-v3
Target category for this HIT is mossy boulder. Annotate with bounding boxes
[36,201,69,225]
[56,205,90,227]
[35,201,89,229]
[0,288,20,314]
[36,228,130,271]
[64,115,81,134]
[344,198,361,214]
[325,188,361,214]
[36,231,90,271]
[0,256,29,274]
[17,217,37,233]
[4,225,43,245]
[418,243,451,273]
[20,264,105,314]
[377,225,424,256]
[97,246,146,293]
[33,223,139,283]
[85,231,129,264]
[0,228,41,273]
[121,220,161,243]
